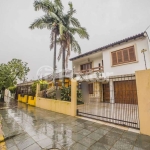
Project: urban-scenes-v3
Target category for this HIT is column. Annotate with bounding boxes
[109,79,114,103]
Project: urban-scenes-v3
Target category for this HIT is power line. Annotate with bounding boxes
[145,25,150,32]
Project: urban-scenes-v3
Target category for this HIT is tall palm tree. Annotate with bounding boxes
[29,0,89,87]
[57,2,89,86]
[29,0,63,85]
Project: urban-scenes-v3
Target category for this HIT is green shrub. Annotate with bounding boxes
[8,86,16,94]
[31,80,48,95]
[61,86,71,101]
[60,86,83,103]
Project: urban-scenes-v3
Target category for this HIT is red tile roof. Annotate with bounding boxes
[70,32,146,61]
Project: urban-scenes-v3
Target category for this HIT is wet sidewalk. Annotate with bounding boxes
[0,102,150,150]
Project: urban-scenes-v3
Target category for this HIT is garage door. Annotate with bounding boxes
[114,80,138,104]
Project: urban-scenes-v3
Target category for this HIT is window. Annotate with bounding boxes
[88,83,93,94]
[80,62,92,71]
[111,46,136,65]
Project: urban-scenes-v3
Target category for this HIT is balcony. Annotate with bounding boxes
[74,66,107,82]
[74,66,104,75]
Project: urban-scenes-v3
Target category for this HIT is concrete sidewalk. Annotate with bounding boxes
[0,102,150,150]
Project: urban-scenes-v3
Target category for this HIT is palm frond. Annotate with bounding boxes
[29,16,53,29]
[34,0,54,13]
[70,17,81,27]
[71,38,81,54]
[50,30,54,50]
[71,27,89,39]
[54,0,63,11]
[67,2,76,16]
[48,12,60,21]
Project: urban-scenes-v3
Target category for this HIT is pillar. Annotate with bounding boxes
[36,83,40,106]
[109,79,114,103]
[136,69,150,136]
[71,79,77,116]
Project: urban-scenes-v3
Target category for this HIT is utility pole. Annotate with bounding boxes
[141,49,147,70]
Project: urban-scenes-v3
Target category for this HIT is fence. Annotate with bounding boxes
[77,74,140,129]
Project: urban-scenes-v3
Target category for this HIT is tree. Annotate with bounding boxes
[57,2,89,85]
[0,59,30,101]
[29,0,63,86]
[29,0,89,86]
[31,80,48,96]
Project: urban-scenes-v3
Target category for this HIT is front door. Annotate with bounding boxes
[103,83,110,103]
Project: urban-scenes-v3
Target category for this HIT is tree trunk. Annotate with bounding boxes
[62,48,65,87]
[53,32,57,86]
[0,87,5,102]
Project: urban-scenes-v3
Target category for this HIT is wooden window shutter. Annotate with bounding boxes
[123,49,129,62]
[112,52,117,65]
[117,51,123,63]
[129,46,136,61]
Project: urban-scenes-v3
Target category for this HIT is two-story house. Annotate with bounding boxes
[70,32,150,105]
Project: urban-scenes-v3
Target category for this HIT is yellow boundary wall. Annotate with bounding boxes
[18,95,36,106]
[36,79,77,116]
[28,96,36,106]
[136,69,150,136]
[22,95,28,103]
[36,98,72,115]
[0,120,6,149]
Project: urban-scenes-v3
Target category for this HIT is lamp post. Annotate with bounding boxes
[141,49,147,70]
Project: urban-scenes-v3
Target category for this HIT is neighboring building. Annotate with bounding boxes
[17,69,72,96]
[70,32,150,104]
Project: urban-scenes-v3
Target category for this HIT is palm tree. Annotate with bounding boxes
[29,0,64,85]
[57,2,89,86]
[29,0,89,87]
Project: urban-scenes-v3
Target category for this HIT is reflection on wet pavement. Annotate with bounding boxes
[0,97,18,110]
[0,101,150,150]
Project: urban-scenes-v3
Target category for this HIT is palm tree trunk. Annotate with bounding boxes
[62,48,65,87]
[53,32,57,86]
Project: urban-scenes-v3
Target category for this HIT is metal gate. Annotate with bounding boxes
[77,74,140,129]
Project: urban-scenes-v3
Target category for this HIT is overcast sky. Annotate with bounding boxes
[1,0,150,81]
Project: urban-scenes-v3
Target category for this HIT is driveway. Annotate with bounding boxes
[0,100,150,150]
[78,102,140,129]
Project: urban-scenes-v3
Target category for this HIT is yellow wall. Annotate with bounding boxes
[18,94,22,102]
[28,96,36,106]
[18,95,36,106]
[71,79,77,116]
[36,79,77,116]
[136,69,150,136]
[22,95,28,103]
[0,118,6,149]
[36,97,71,115]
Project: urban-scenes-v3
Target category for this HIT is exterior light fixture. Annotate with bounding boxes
[78,82,82,89]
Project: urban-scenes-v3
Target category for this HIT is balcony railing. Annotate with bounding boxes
[75,66,104,75]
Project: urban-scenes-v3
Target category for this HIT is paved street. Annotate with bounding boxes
[0,100,150,150]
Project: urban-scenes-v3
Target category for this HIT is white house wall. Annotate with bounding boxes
[72,53,103,72]
[103,37,150,76]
